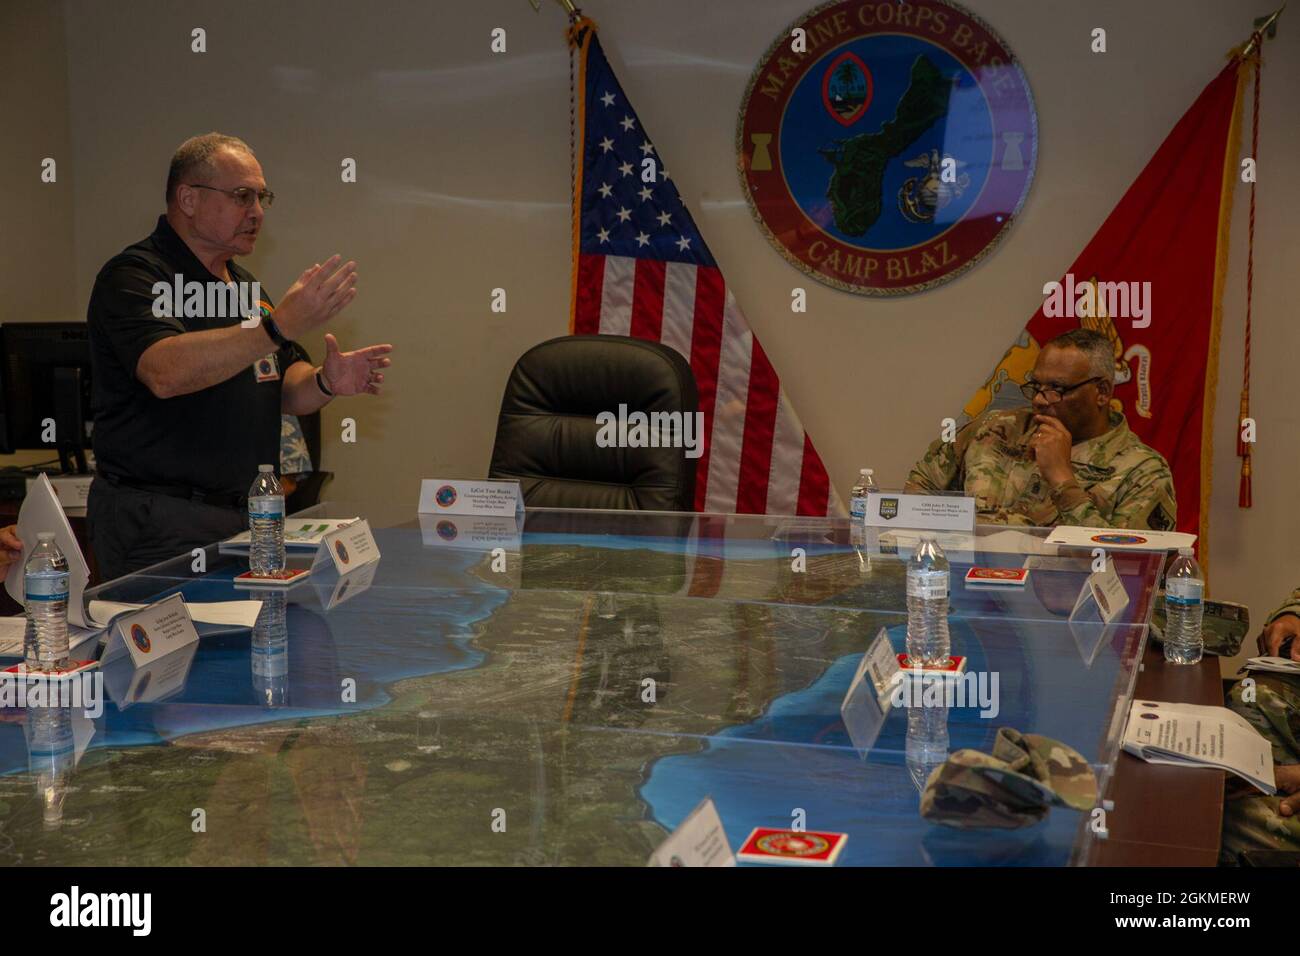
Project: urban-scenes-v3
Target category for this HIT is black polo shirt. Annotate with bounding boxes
[87,215,308,498]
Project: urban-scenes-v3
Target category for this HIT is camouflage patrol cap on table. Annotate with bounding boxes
[920,728,1098,829]
[1150,593,1249,657]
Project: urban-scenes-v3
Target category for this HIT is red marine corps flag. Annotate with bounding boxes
[955,41,1267,566]
[566,17,838,516]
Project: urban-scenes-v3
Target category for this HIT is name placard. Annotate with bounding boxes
[647,797,735,867]
[317,559,379,611]
[418,479,524,517]
[865,492,975,532]
[1071,557,1131,625]
[26,475,93,512]
[102,641,199,709]
[101,594,199,667]
[313,519,380,575]
[418,513,522,552]
[840,627,898,756]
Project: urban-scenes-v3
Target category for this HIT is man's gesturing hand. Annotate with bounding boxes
[274,255,358,340]
[320,333,392,397]
[1030,414,1075,487]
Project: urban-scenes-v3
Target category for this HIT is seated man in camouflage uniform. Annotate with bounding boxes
[1222,585,1300,863]
[905,328,1176,530]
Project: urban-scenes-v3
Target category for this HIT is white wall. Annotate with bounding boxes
[8,0,1297,665]
[0,1,75,322]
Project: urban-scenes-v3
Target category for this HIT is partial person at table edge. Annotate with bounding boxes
[86,132,393,581]
[0,525,21,581]
[1259,585,1300,663]
[1221,583,1300,863]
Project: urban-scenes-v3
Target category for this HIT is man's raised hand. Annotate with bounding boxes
[273,255,358,340]
[320,333,393,397]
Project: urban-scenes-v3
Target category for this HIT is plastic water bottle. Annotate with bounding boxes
[251,591,289,707]
[906,536,951,667]
[906,700,950,794]
[24,532,70,673]
[248,464,286,575]
[849,468,877,522]
[27,706,75,829]
[1164,547,1204,665]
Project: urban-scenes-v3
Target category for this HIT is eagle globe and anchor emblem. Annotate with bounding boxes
[738,0,1038,295]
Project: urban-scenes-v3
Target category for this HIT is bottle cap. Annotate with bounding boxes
[258,464,273,472]
[863,468,874,476]
[859,468,869,475]
[37,531,56,542]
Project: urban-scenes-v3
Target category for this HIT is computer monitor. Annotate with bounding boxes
[0,322,94,473]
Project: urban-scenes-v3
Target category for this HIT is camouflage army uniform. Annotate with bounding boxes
[905,407,1176,530]
[1221,587,1300,863]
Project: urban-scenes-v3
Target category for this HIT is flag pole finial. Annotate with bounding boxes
[1242,2,1286,57]
[527,0,580,18]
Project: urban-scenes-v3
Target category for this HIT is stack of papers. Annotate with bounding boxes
[220,518,359,551]
[0,616,102,657]
[88,600,262,629]
[1122,699,1275,793]
[1241,656,1300,676]
[0,599,265,658]
[1045,526,1196,550]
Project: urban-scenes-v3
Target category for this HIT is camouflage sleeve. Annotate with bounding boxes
[1267,586,1300,626]
[904,432,961,494]
[1050,457,1176,530]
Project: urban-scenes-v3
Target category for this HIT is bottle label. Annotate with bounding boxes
[249,495,284,519]
[1166,578,1203,607]
[25,571,69,601]
[907,570,948,600]
[849,495,866,518]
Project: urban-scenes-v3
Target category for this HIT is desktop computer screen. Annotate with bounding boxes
[0,322,94,472]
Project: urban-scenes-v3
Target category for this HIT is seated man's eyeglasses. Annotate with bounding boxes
[1019,377,1104,404]
[186,184,276,208]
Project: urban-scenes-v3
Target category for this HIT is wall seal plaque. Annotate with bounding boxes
[738,0,1038,295]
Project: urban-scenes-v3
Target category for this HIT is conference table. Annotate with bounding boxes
[0,505,1224,866]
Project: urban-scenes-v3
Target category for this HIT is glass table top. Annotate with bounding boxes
[0,505,1164,866]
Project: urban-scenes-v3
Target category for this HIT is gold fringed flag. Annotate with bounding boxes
[955,51,1258,568]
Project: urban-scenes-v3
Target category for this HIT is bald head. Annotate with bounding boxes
[166,133,255,206]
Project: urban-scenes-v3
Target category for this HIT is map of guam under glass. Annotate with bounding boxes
[738,0,1037,295]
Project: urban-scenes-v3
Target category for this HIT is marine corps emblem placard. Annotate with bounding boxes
[738,0,1037,295]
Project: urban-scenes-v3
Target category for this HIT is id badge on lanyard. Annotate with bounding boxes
[254,353,281,382]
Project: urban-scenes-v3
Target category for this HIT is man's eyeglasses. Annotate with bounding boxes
[186,184,275,209]
[1019,377,1104,403]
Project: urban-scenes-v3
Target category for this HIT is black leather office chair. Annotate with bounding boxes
[488,335,699,511]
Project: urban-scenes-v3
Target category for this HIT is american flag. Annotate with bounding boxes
[569,25,838,517]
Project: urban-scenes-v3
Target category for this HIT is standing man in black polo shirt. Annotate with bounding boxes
[87,132,392,579]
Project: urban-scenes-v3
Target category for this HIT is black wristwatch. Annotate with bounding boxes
[261,315,288,348]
